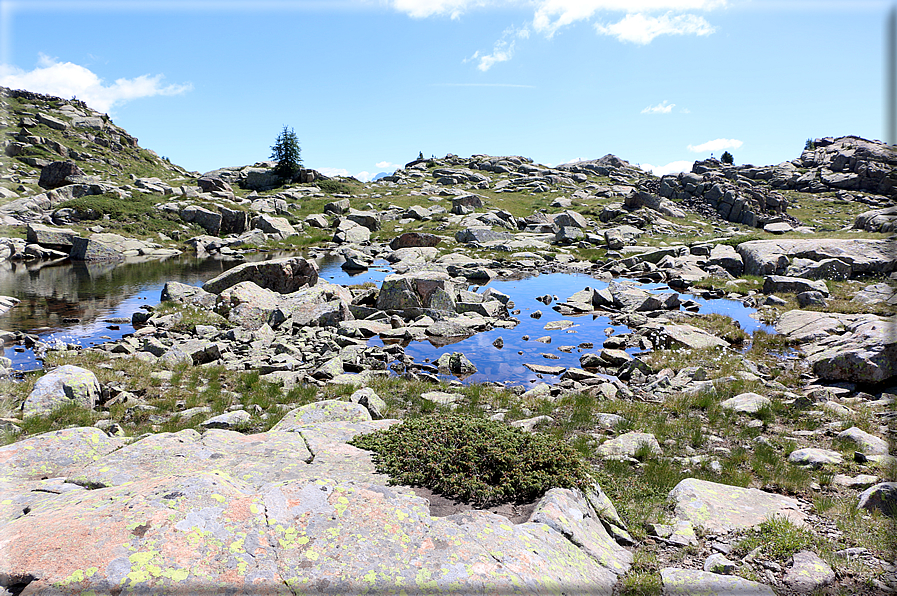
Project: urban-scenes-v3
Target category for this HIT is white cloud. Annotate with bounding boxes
[680,107,691,113]
[390,0,487,19]
[641,100,674,114]
[687,138,743,153]
[466,25,529,71]
[532,0,725,37]
[560,156,587,164]
[318,167,375,182]
[376,161,400,169]
[0,54,191,114]
[595,12,715,44]
[639,160,694,176]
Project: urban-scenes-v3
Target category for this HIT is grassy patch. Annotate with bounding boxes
[686,313,749,345]
[734,515,820,560]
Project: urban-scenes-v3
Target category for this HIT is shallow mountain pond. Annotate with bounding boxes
[0,253,770,385]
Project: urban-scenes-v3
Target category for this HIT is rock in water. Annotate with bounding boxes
[202,256,319,294]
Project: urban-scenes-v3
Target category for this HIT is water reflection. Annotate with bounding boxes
[0,253,390,372]
[0,252,770,384]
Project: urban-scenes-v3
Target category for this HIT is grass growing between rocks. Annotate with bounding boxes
[733,516,820,560]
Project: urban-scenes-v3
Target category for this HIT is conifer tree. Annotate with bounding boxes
[270,126,302,181]
[721,151,734,164]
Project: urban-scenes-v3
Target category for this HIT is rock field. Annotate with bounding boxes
[0,86,895,595]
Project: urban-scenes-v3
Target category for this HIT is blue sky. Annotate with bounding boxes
[0,0,890,179]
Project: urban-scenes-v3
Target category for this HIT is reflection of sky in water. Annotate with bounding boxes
[2,254,770,382]
[3,254,389,372]
[382,274,773,387]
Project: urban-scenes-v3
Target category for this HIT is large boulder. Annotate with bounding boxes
[202,256,318,295]
[346,209,381,231]
[455,227,513,244]
[215,281,281,330]
[802,313,897,384]
[737,238,897,277]
[251,214,297,240]
[376,271,455,312]
[180,205,222,235]
[389,232,441,250]
[854,205,897,233]
[25,223,79,252]
[69,234,125,262]
[669,478,805,533]
[22,365,101,418]
[762,275,829,296]
[38,160,84,189]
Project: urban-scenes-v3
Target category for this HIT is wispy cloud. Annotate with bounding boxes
[465,25,530,71]
[0,53,191,113]
[639,160,694,175]
[432,83,536,88]
[680,107,691,113]
[532,0,725,38]
[641,100,675,114]
[318,166,378,181]
[390,0,490,19]
[687,138,743,152]
[596,12,715,44]
[375,161,400,169]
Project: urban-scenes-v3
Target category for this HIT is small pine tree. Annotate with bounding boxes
[270,126,302,181]
[804,138,815,150]
[721,151,734,165]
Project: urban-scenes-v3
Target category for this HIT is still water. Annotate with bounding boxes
[0,254,769,385]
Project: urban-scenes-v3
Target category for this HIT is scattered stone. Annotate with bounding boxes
[22,365,100,418]
[788,448,844,467]
[660,567,775,595]
[783,551,836,593]
[720,392,771,414]
[857,482,897,516]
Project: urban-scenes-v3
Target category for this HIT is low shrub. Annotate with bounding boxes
[349,415,592,506]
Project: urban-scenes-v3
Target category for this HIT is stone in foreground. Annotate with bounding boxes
[0,399,633,595]
[783,551,836,593]
[661,567,775,595]
[669,478,805,533]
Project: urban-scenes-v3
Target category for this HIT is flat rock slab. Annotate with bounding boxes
[669,478,805,533]
[524,363,566,375]
[597,432,661,460]
[661,567,775,595]
[658,324,728,350]
[721,392,771,414]
[0,427,124,481]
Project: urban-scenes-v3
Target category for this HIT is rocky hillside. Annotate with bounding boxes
[0,88,895,596]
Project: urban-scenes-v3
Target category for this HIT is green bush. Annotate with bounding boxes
[721,151,734,165]
[349,415,592,506]
[316,179,352,195]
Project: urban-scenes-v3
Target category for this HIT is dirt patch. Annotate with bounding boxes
[410,486,537,524]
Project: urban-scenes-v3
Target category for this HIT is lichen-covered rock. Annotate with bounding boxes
[0,401,657,595]
[597,432,661,460]
[783,551,836,593]
[857,482,897,516]
[22,365,101,418]
[661,567,775,595]
[215,281,280,330]
[720,392,771,414]
[669,478,805,532]
[0,427,124,481]
[837,426,889,456]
